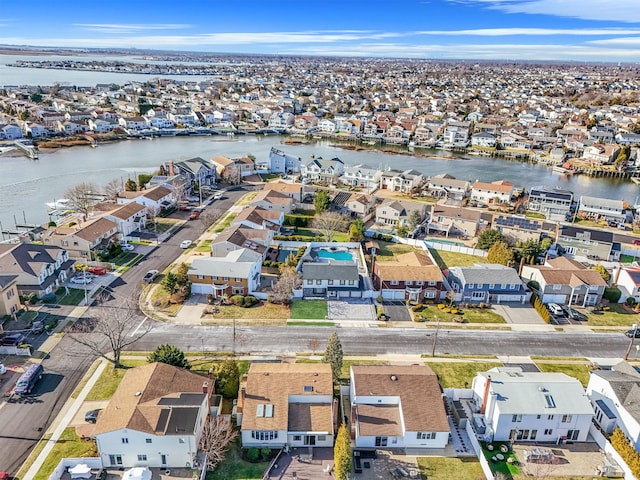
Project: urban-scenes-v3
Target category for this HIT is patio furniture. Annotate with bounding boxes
[68,464,91,479]
[487,444,494,451]
[496,454,504,461]
[500,444,509,453]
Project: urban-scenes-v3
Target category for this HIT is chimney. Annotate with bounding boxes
[202,381,209,394]
[168,161,175,177]
[480,375,491,414]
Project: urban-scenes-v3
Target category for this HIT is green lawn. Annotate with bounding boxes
[429,248,486,269]
[535,362,592,387]
[213,213,238,233]
[260,173,281,181]
[373,240,419,260]
[293,228,350,242]
[416,305,506,324]
[481,443,520,479]
[208,302,290,320]
[111,251,140,266]
[291,299,328,319]
[153,217,181,234]
[85,360,147,401]
[418,457,484,480]
[208,441,269,480]
[197,239,213,252]
[428,361,503,388]
[34,428,97,480]
[586,303,640,327]
[54,287,86,306]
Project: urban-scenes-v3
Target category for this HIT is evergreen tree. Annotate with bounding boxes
[314,190,331,213]
[216,359,240,398]
[322,332,343,384]
[476,229,504,250]
[334,423,352,480]
[147,344,191,369]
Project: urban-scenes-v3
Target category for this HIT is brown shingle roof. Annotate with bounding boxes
[374,252,443,282]
[264,182,302,195]
[211,155,234,167]
[251,189,293,206]
[107,202,146,220]
[233,206,282,226]
[73,217,118,242]
[352,365,449,433]
[356,404,403,437]
[93,363,211,436]
[241,363,333,433]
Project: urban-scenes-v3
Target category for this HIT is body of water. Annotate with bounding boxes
[0,135,637,236]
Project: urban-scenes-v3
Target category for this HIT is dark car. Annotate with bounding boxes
[31,321,45,334]
[1,333,25,346]
[625,329,640,338]
[563,306,588,322]
[85,408,102,423]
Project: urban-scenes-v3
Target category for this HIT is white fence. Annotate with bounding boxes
[48,457,103,480]
[465,419,495,480]
[369,234,488,258]
[590,423,635,480]
[0,345,31,356]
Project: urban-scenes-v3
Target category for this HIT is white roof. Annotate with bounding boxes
[188,248,260,278]
[481,368,593,416]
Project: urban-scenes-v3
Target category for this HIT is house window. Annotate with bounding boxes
[416,281,424,286]
[122,438,129,444]
[417,432,436,440]
[251,431,278,441]
[512,414,522,423]
[348,280,355,285]
[489,284,495,289]
[7,289,14,299]
[328,280,334,285]
[536,415,541,420]
[179,438,185,444]
[340,280,345,285]
[544,429,553,435]
[472,291,485,299]
[427,281,435,286]
[145,439,152,444]
[406,281,412,286]
[561,415,572,423]
[552,284,562,290]
[547,415,554,420]
[318,435,326,441]
[390,280,399,286]
[316,280,322,285]
[293,435,301,441]
[375,437,388,447]
[307,280,313,285]
[235,277,242,282]
[197,275,204,280]
[232,287,244,295]
[137,455,147,461]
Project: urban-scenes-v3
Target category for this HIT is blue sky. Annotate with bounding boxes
[2,0,640,61]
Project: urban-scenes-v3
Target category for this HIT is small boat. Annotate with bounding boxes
[552,162,575,175]
[46,198,71,209]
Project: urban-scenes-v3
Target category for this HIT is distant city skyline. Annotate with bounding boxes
[3,0,640,62]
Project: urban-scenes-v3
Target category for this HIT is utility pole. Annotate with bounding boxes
[624,323,638,360]
[431,315,439,357]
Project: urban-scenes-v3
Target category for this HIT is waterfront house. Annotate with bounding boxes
[263,182,303,204]
[616,132,640,145]
[471,131,497,148]
[349,365,449,449]
[372,251,444,302]
[170,157,217,189]
[470,180,515,206]
[0,244,73,298]
[102,202,147,237]
[211,155,240,184]
[472,367,594,443]
[578,196,628,224]
[237,363,334,449]
[258,147,301,174]
[378,168,424,193]
[448,264,528,304]
[42,217,119,262]
[0,123,23,140]
[0,275,20,317]
[527,186,573,221]
[56,120,86,135]
[24,122,49,138]
[426,174,471,200]
[118,116,147,131]
[117,185,175,214]
[521,257,606,306]
[582,144,620,164]
[557,226,620,262]
[375,200,428,229]
[333,192,377,221]
[341,163,381,190]
[88,118,117,133]
[301,156,345,183]
[93,362,216,469]
[188,248,261,297]
[587,361,640,448]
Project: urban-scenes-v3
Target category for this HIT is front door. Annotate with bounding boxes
[304,435,316,446]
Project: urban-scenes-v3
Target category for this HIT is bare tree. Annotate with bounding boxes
[199,416,238,470]
[272,267,301,304]
[103,178,123,202]
[65,295,153,368]
[200,208,224,233]
[312,211,348,242]
[65,182,99,221]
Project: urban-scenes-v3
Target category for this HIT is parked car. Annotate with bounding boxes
[14,363,44,395]
[189,211,200,220]
[563,306,588,321]
[633,239,640,246]
[180,240,193,249]
[121,243,135,251]
[213,193,223,200]
[0,364,6,375]
[31,321,45,334]
[625,328,640,338]
[143,270,159,283]
[84,408,102,423]
[87,266,107,275]
[547,303,564,316]
[1,333,25,346]
[69,275,93,285]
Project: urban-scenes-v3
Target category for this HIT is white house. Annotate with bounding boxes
[117,186,175,213]
[587,361,640,449]
[301,157,345,183]
[340,164,381,190]
[188,248,262,297]
[103,202,147,237]
[118,116,147,131]
[257,147,301,174]
[471,132,497,148]
[237,363,334,449]
[349,365,449,449]
[578,196,627,224]
[93,362,216,469]
[470,180,514,205]
[378,169,423,193]
[472,367,594,443]
[615,266,640,303]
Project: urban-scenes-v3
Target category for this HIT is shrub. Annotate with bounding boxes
[411,304,423,312]
[626,297,636,307]
[437,303,445,310]
[530,292,551,323]
[376,305,385,317]
[414,315,426,322]
[604,287,622,303]
[230,295,245,306]
[244,295,258,307]
[260,447,271,460]
[611,427,640,478]
[246,447,260,462]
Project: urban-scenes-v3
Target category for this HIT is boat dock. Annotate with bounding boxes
[14,140,39,159]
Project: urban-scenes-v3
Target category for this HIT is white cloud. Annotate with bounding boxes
[74,24,193,34]
[418,27,640,36]
[454,0,640,23]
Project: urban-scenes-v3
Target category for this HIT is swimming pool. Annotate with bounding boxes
[277,249,296,262]
[317,249,353,261]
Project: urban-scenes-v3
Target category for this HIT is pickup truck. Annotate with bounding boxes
[143,270,159,283]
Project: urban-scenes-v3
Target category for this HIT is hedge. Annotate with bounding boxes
[530,292,551,323]
[604,287,622,303]
[611,427,640,477]
[284,214,313,227]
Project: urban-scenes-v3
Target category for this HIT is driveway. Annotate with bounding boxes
[328,300,375,321]
[492,304,545,325]
[382,301,412,322]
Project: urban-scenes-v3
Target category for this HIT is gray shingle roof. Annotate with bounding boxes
[302,261,359,281]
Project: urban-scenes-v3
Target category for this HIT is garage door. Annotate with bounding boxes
[542,294,566,304]
[338,290,350,298]
[497,295,525,303]
[191,283,213,295]
[382,289,405,300]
